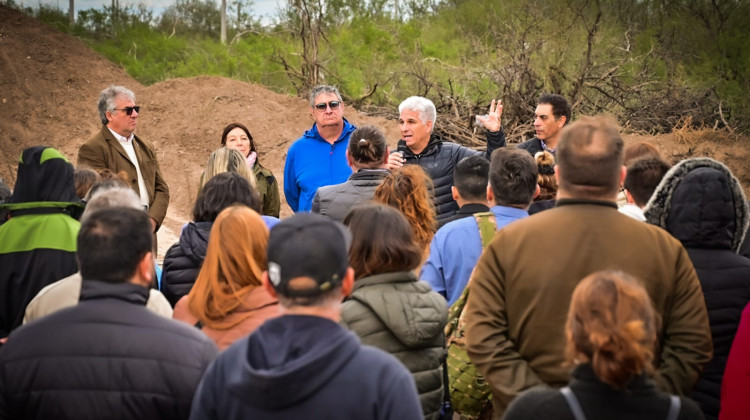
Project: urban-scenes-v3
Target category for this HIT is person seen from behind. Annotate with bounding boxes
[162,172,267,306]
[189,212,423,419]
[341,204,448,420]
[645,157,750,420]
[312,125,390,222]
[503,271,704,420]
[374,164,437,259]
[173,205,278,350]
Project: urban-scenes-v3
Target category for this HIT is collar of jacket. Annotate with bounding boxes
[80,279,150,306]
[556,198,618,210]
[305,118,356,143]
[398,134,443,158]
[456,203,491,215]
[353,271,417,290]
[349,168,390,181]
[572,363,654,392]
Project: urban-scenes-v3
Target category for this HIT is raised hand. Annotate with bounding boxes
[476,99,503,132]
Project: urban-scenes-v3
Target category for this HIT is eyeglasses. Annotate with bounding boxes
[112,106,141,115]
[314,101,341,111]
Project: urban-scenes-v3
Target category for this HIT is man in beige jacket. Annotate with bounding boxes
[465,116,712,419]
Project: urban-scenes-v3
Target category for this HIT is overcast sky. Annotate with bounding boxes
[22,0,283,21]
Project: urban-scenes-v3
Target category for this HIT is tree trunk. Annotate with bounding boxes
[68,0,74,28]
[220,0,227,44]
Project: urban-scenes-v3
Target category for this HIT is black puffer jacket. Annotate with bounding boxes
[0,280,218,420]
[399,130,505,222]
[161,221,212,306]
[645,157,750,420]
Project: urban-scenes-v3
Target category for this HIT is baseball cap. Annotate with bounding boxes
[267,213,351,297]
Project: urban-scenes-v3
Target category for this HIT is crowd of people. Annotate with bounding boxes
[0,83,749,420]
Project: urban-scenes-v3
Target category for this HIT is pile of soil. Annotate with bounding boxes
[1,5,748,257]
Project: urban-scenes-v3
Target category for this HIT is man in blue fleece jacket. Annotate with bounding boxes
[284,85,356,212]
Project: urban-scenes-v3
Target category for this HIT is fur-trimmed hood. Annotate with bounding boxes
[644,157,749,253]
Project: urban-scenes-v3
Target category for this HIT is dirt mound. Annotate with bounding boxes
[0,5,401,256]
[1,4,748,258]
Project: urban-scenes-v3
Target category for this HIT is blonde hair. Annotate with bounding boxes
[200,147,257,190]
[187,206,269,329]
[374,165,436,251]
[566,271,659,389]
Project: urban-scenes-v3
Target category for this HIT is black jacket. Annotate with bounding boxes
[399,130,505,223]
[189,315,423,420]
[645,158,750,420]
[517,137,547,155]
[161,221,212,306]
[437,203,490,229]
[503,364,703,420]
[0,146,83,338]
[0,280,218,420]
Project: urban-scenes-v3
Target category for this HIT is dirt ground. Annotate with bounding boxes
[1,5,749,258]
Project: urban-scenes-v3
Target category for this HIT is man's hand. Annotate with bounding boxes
[476,99,503,132]
[150,217,158,233]
[386,152,405,171]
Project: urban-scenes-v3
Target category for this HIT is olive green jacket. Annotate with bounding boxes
[465,199,712,419]
[341,271,448,420]
[253,162,280,218]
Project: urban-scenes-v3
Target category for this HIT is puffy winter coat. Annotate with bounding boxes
[340,271,449,420]
[312,169,389,222]
[398,130,505,223]
[161,221,212,306]
[0,280,218,420]
[645,157,750,420]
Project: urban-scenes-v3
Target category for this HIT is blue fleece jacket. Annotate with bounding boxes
[284,119,356,212]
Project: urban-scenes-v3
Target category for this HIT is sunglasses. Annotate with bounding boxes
[112,106,141,115]
[314,101,341,111]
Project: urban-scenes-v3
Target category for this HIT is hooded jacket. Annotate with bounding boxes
[645,157,750,420]
[161,221,212,306]
[398,130,505,222]
[0,146,83,338]
[283,119,356,212]
[189,315,423,420]
[340,271,448,420]
[0,279,218,420]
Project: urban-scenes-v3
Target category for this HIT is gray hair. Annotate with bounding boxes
[98,86,136,125]
[81,186,142,222]
[309,85,343,107]
[398,96,437,128]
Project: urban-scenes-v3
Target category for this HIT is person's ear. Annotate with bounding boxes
[132,251,153,287]
[486,184,494,203]
[346,150,355,167]
[341,268,355,298]
[557,115,567,128]
[554,165,560,184]
[262,272,279,298]
[382,146,391,164]
[619,165,627,187]
[426,119,434,133]
[533,184,540,199]
[451,186,460,201]
[625,189,636,205]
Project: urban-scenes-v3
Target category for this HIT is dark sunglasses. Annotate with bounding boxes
[112,106,141,115]
[314,101,340,111]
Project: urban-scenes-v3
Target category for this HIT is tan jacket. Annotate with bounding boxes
[77,126,170,228]
[465,199,712,419]
[173,286,279,351]
[23,272,173,323]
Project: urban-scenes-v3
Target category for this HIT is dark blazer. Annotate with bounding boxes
[78,125,170,228]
